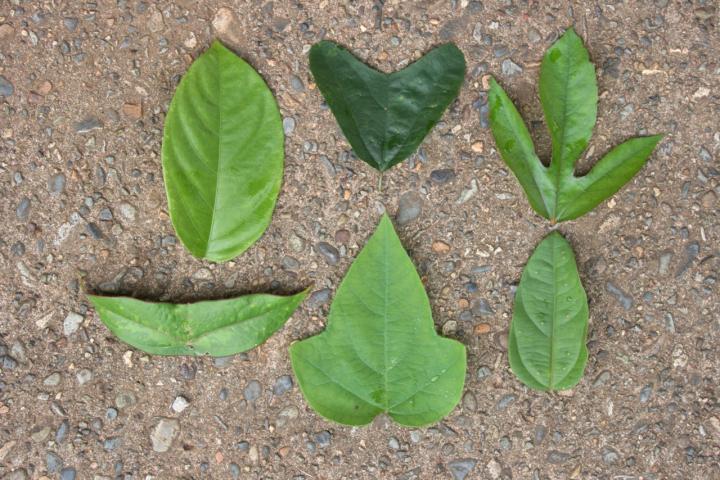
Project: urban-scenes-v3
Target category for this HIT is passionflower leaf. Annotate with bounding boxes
[88,290,308,356]
[488,28,662,222]
[309,40,466,171]
[290,214,466,426]
[162,40,284,262]
[508,232,588,390]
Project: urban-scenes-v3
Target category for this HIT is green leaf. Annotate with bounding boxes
[290,214,466,426]
[488,28,662,222]
[88,290,308,356]
[309,41,465,171]
[162,40,284,262]
[508,231,588,390]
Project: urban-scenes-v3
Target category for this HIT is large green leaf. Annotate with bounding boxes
[309,41,465,171]
[488,28,662,222]
[290,214,466,426]
[162,40,284,262]
[508,232,588,390]
[88,290,307,356]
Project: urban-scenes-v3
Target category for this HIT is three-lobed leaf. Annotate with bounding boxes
[508,231,588,390]
[162,40,284,262]
[310,41,466,171]
[88,290,308,356]
[290,214,466,426]
[488,28,662,222]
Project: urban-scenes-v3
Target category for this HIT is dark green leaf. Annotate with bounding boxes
[488,29,662,222]
[309,41,465,171]
[88,290,308,356]
[162,40,284,262]
[508,232,588,390]
[290,214,466,426]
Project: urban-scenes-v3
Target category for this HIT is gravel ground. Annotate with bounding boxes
[1,1,719,479]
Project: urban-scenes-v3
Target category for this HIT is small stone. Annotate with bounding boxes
[290,75,305,91]
[74,117,103,133]
[118,202,137,221]
[640,385,653,403]
[314,430,332,447]
[273,375,293,396]
[63,312,84,336]
[63,17,78,31]
[471,299,494,316]
[243,380,261,402]
[122,103,142,119]
[397,191,423,225]
[448,459,477,480]
[471,141,484,153]
[432,241,451,254]
[103,437,120,451]
[487,459,502,479]
[99,208,113,221]
[593,370,611,387]
[35,80,52,96]
[49,174,66,194]
[16,198,30,220]
[192,268,213,281]
[115,392,136,409]
[388,436,400,450]
[76,369,92,385]
[602,447,620,464]
[335,229,351,244]
[307,288,332,308]
[46,452,63,474]
[276,406,298,428]
[316,242,340,265]
[606,282,632,310]
[474,323,491,335]
[496,394,516,410]
[0,76,14,97]
[676,242,699,278]
[501,59,523,76]
[171,395,190,413]
[658,251,673,276]
[151,418,179,453]
[282,256,300,270]
[547,450,571,464]
[55,420,69,443]
[430,168,456,184]
[282,117,296,135]
[59,468,76,480]
[212,7,242,43]
[147,6,165,32]
[442,320,458,335]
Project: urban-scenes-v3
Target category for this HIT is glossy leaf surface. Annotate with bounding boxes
[488,28,662,222]
[508,232,588,390]
[290,214,466,426]
[309,41,465,171]
[162,40,284,262]
[89,290,307,356]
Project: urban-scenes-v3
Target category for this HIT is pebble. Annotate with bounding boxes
[388,437,400,450]
[496,394,516,410]
[602,447,620,464]
[283,117,296,135]
[230,463,241,479]
[74,117,103,133]
[276,406,298,428]
[103,437,120,451]
[63,17,78,31]
[273,375,293,396]
[115,392,136,409]
[471,299,494,316]
[192,268,213,281]
[290,75,305,91]
[606,282,632,310]
[118,202,137,222]
[243,380,261,402]
[0,75,13,96]
[1,355,17,369]
[658,251,673,275]
[307,288,332,308]
[501,59,523,76]
[55,420,69,443]
[314,430,332,447]
[432,241,451,254]
[448,459,477,480]
[316,242,340,265]
[593,370,611,387]
[282,256,300,270]
[76,369,92,385]
[44,372,61,387]
[16,198,30,220]
[335,229,351,244]
[676,242,699,278]
[212,7,242,44]
[547,450,571,464]
[46,452,63,473]
[640,385,653,403]
[396,192,423,225]
[49,174,66,194]
[171,395,190,413]
[150,418,180,453]
[430,168,456,184]
[59,468,76,480]
[99,208,113,221]
[63,312,84,336]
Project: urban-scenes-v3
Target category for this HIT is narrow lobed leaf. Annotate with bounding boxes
[88,289,308,357]
[290,214,466,426]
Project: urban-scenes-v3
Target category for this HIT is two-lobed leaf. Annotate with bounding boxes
[88,290,308,356]
[488,28,662,222]
[310,41,466,171]
[508,231,588,390]
[290,214,466,426]
[162,40,284,262]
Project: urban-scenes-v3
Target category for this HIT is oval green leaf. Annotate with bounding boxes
[290,214,466,426]
[309,41,466,171]
[508,231,589,390]
[88,290,308,356]
[162,40,284,262]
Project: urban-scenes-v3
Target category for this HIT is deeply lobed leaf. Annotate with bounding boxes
[162,40,284,262]
[309,41,466,171]
[290,214,466,426]
[88,290,308,356]
[508,231,589,390]
[488,28,662,222]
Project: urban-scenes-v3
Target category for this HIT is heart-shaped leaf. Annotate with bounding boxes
[508,231,588,390]
[290,214,466,426]
[310,41,466,171]
[488,28,662,222]
[162,40,284,262]
[88,289,308,356]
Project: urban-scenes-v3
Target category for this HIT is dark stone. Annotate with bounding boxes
[316,242,340,265]
[448,459,477,480]
[430,168,456,184]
